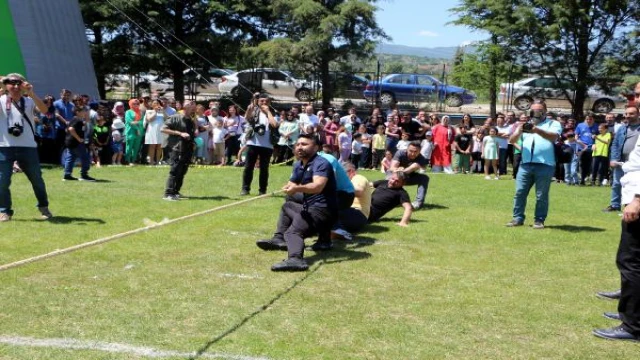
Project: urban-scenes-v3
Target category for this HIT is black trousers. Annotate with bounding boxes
[225,135,240,164]
[242,145,273,193]
[579,148,593,183]
[617,219,640,335]
[338,207,368,233]
[591,155,609,184]
[164,150,192,196]
[498,148,508,175]
[512,153,522,179]
[274,201,336,259]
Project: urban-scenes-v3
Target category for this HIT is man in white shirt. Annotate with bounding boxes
[298,105,318,134]
[496,114,511,176]
[0,73,52,222]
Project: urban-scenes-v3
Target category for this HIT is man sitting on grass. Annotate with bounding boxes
[256,134,337,272]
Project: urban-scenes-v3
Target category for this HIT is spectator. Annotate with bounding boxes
[482,127,500,180]
[53,89,74,161]
[431,115,454,174]
[575,112,598,185]
[351,133,363,169]
[357,124,372,169]
[240,93,278,196]
[92,115,110,167]
[337,125,352,163]
[371,125,387,170]
[124,98,145,165]
[563,132,584,185]
[381,150,393,173]
[399,111,422,140]
[323,113,340,155]
[111,130,124,165]
[194,104,211,164]
[453,125,472,174]
[591,123,612,186]
[420,131,434,168]
[496,114,511,175]
[471,129,484,173]
[606,106,640,212]
[210,119,227,165]
[223,105,243,165]
[507,102,562,229]
[0,73,52,221]
[161,101,196,201]
[385,114,401,153]
[63,107,97,182]
[144,99,166,166]
[276,111,299,164]
[36,95,58,164]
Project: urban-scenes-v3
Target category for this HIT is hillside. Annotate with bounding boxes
[375,43,476,60]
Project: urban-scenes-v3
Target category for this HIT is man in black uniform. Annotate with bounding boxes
[389,141,430,210]
[161,101,196,201]
[368,171,413,227]
[256,134,337,271]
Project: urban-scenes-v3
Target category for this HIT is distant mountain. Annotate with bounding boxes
[376,43,476,59]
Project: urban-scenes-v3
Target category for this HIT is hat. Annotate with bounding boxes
[425,131,433,136]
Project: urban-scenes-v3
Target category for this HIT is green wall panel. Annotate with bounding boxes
[0,0,26,75]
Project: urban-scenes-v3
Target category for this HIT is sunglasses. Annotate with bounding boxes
[635,92,640,97]
[3,79,22,86]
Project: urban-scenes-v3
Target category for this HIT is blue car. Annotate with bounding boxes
[363,74,476,107]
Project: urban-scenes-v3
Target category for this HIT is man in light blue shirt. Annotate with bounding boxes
[507,102,562,229]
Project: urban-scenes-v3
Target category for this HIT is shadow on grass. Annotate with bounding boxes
[376,217,427,224]
[544,224,606,232]
[424,203,448,210]
[305,238,374,266]
[189,261,323,360]
[46,216,106,225]
[184,195,231,201]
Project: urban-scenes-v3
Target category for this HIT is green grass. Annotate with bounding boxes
[0,165,635,359]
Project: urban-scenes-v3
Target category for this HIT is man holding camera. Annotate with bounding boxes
[507,102,562,229]
[161,101,196,201]
[241,93,278,196]
[0,73,52,222]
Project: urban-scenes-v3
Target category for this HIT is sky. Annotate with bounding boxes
[375,0,489,48]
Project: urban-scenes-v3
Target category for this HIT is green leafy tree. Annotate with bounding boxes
[248,0,388,106]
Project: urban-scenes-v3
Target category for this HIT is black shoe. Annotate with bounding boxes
[258,191,267,196]
[603,312,622,321]
[596,289,621,300]
[311,241,333,251]
[602,205,621,212]
[163,195,179,201]
[271,257,309,272]
[240,190,249,196]
[256,238,287,251]
[506,220,523,227]
[63,175,78,181]
[79,175,96,182]
[176,193,188,200]
[593,325,640,342]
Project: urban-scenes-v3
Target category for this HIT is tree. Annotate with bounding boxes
[248,0,388,106]
[452,0,640,118]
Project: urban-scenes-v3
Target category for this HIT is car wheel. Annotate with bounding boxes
[445,94,463,107]
[296,88,312,102]
[514,96,534,111]
[593,99,614,113]
[379,92,395,105]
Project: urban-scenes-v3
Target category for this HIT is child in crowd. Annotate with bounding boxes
[563,132,584,185]
[92,116,110,168]
[351,133,363,169]
[357,124,372,169]
[453,125,472,174]
[471,129,484,173]
[111,130,124,165]
[210,119,228,165]
[482,127,499,180]
[420,131,434,168]
[63,107,96,181]
[234,133,248,167]
[396,131,411,152]
[337,125,352,163]
[371,125,387,170]
[591,123,612,186]
[381,150,393,173]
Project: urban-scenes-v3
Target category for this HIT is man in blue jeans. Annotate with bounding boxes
[506,102,562,229]
[606,106,640,212]
[0,73,52,222]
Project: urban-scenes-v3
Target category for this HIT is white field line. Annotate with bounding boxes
[0,335,271,360]
[0,191,282,273]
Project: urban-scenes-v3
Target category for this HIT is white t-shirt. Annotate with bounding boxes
[0,95,37,148]
[299,114,319,129]
[496,125,511,149]
[212,127,228,144]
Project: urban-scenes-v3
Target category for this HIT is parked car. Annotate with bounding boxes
[218,68,315,101]
[363,74,476,106]
[499,76,627,113]
[310,72,368,99]
[184,68,233,95]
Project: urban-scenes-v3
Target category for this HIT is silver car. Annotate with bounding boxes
[500,76,626,113]
[218,68,314,101]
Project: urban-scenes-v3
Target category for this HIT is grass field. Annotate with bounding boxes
[0,164,636,359]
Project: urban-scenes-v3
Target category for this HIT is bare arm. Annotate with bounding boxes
[283,175,328,195]
[398,202,413,227]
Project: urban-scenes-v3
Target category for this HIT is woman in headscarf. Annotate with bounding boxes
[431,115,454,173]
[124,98,145,165]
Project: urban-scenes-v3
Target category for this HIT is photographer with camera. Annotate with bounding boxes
[241,93,278,196]
[507,102,562,229]
[0,73,52,222]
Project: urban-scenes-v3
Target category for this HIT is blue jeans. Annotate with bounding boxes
[611,166,624,209]
[63,144,91,177]
[512,163,554,223]
[0,147,49,216]
[563,156,579,184]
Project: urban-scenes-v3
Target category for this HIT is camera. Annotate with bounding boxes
[522,121,534,133]
[253,124,266,136]
[8,124,23,137]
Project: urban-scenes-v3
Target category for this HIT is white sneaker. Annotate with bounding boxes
[602,179,609,186]
[331,228,353,241]
[494,176,500,180]
[485,175,491,180]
